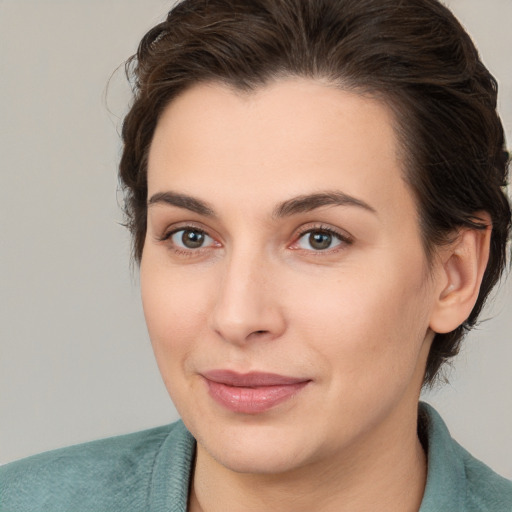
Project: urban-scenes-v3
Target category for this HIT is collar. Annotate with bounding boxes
[146,403,467,511]
[418,401,466,510]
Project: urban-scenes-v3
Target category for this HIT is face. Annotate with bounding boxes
[141,79,438,475]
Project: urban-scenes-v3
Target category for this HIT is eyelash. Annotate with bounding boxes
[158,223,353,256]
[159,224,217,257]
[292,224,353,254]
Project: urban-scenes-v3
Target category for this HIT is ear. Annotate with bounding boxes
[429,214,492,334]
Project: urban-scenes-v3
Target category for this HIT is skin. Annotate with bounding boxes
[140,79,489,511]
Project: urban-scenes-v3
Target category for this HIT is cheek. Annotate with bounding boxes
[293,262,432,383]
[140,261,212,374]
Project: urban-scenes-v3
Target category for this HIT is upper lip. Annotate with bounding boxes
[202,370,309,387]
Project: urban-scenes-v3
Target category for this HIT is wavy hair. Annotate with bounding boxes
[119,0,511,385]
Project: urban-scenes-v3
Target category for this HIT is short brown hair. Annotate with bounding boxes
[119,0,511,385]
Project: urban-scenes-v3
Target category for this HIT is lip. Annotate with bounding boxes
[202,370,310,414]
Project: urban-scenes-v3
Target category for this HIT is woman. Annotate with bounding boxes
[2,0,511,510]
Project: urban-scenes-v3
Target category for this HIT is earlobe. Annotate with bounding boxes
[429,215,492,334]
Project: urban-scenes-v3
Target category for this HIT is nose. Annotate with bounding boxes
[209,249,287,345]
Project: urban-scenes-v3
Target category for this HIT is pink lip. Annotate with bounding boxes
[202,370,310,414]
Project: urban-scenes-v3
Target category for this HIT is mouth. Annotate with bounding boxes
[201,370,311,414]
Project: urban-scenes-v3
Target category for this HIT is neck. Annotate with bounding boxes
[189,402,427,512]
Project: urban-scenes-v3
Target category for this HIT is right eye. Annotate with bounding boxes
[168,228,215,250]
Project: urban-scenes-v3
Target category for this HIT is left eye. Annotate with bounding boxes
[296,229,344,251]
[170,228,215,249]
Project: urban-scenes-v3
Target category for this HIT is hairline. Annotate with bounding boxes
[140,73,436,267]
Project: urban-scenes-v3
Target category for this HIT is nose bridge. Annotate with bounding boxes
[210,244,284,344]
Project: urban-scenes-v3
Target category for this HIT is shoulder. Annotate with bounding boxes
[0,421,193,512]
[455,441,512,511]
[419,402,512,512]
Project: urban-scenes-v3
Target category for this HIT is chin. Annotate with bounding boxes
[191,417,321,475]
[208,441,310,475]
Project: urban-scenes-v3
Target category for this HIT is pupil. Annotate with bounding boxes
[182,230,204,249]
[309,232,331,250]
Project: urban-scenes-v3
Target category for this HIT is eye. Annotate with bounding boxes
[169,228,215,250]
[294,227,349,251]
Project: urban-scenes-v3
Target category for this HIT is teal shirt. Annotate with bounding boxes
[1,403,511,511]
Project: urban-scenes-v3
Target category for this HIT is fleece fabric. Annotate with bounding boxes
[1,403,511,511]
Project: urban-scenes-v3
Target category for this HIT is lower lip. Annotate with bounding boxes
[205,380,309,414]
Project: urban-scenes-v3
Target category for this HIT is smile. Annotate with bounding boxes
[202,370,311,414]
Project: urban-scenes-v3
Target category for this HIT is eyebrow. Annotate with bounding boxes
[148,192,215,216]
[272,191,377,218]
[147,190,376,218]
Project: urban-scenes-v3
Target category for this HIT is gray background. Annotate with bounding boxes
[1,0,511,478]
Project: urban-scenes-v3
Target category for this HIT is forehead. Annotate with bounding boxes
[147,78,414,222]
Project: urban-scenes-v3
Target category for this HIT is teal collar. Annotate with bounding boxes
[147,403,500,511]
[148,420,195,512]
[419,402,465,510]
